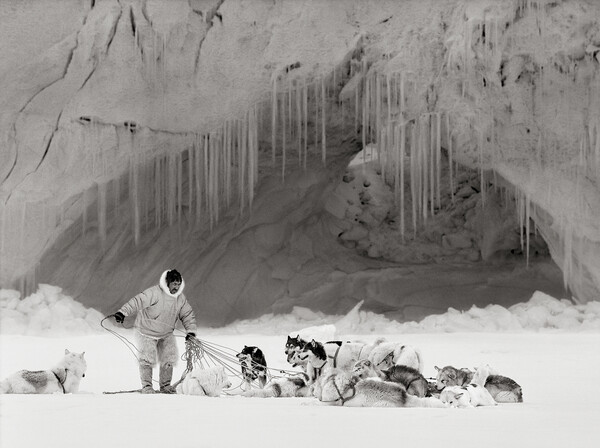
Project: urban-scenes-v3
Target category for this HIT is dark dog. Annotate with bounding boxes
[237,346,268,390]
[285,335,308,367]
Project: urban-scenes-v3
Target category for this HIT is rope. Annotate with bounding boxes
[102,315,306,393]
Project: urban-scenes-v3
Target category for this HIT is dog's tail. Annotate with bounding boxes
[0,379,11,394]
[405,394,447,408]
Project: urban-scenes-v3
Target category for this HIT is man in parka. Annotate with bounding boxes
[112,269,197,394]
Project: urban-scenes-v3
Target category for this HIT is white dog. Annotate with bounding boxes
[439,365,498,408]
[176,366,232,397]
[241,374,312,398]
[0,349,87,394]
[367,342,424,372]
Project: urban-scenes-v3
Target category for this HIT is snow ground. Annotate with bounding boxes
[1,288,599,448]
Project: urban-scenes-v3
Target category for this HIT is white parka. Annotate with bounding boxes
[118,270,197,339]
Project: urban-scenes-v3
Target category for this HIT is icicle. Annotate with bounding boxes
[203,135,209,220]
[296,83,302,166]
[130,157,140,245]
[271,76,277,166]
[194,136,202,225]
[518,188,524,251]
[563,220,572,291]
[282,87,287,180]
[239,118,247,214]
[361,72,367,153]
[82,188,89,238]
[436,113,441,210]
[288,78,293,143]
[422,116,429,222]
[321,77,326,165]
[177,151,183,226]
[479,130,486,207]
[98,181,107,248]
[314,81,320,152]
[248,110,255,208]
[525,193,530,267]
[154,157,161,228]
[376,74,382,165]
[303,78,308,170]
[400,124,405,243]
[410,122,418,236]
[595,120,600,182]
[446,114,454,203]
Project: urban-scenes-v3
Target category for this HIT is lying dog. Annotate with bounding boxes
[0,349,87,394]
[316,368,446,408]
[241,373,312,398]
[176,366,232,396]
[435,365,523,403]
[367,342,424,373]
[237,345,268,390]
[353,359,429,397]
[439,384,497,408]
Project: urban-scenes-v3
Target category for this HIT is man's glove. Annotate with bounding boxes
[185,332,196,341]
[113,312,125,324]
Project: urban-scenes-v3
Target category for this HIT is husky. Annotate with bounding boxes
[285,335,309,369]
[236,345,268,390]
[353,359,429,398]
[439,384,497,408]
[0,349,87,394]
[435,365,523,403]
[241,373,312,398]
[367,342,424,373]
[316,368,446,408]
[176,366,232,396]
[300,338,387,384]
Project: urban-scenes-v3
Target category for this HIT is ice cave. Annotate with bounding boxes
[1,0,599,326]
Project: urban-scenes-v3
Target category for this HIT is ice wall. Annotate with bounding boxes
[1,0,599,319]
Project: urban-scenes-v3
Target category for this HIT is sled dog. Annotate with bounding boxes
[285,335,309,369]
[435,365,523,403]
[241,373,312,398]
[439,384,497,408]
[0,349,87,394]
[353,359,429,397]
[176,365,232,397]
[367,342,424,373]
[237,345,268,390]
[300,338,388,383]
[316,368,446,408]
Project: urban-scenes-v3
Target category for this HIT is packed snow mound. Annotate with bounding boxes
[0,285,104,336]
[1,287,598,337]
[213,292,600,336]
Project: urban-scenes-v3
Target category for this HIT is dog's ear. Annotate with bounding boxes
[252,347,258,354]
[65,349,70,355]
[434,366,440,372]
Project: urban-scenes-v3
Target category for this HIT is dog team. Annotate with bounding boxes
[245,334,523,407]
[0,334,523,408]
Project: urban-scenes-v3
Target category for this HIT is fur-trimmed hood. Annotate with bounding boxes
[159,270,185,298]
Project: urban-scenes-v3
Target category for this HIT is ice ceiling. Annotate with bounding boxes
[1,0,599,326]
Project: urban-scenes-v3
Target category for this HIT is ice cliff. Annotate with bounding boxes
[1,0,598,325]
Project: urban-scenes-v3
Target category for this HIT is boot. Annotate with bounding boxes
[159,363,176,394]
[139,364,155,394]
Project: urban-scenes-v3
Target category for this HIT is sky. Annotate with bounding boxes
[1,285,599,448]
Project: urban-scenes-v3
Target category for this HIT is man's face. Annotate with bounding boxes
[168,281,181,294]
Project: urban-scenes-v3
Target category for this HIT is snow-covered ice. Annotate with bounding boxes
[1,286,599,448]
